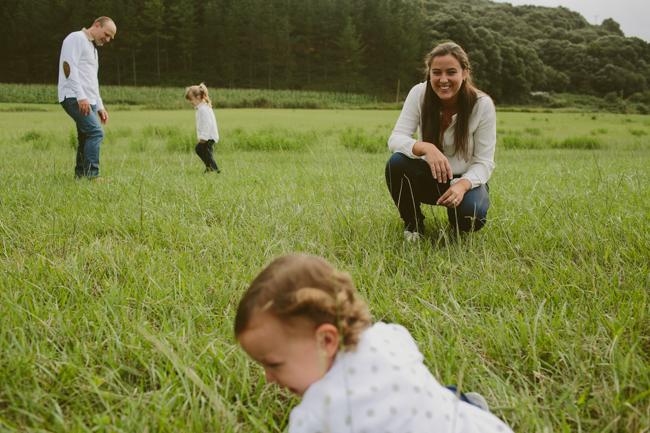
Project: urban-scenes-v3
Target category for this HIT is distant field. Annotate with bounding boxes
[0,83,388,110]
[2,82,645,113]
[1,107,648,433]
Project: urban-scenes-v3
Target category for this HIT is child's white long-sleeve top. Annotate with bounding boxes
[288,322,513,433]
[388,82,496,189]
[195,102,219,142]
[57,30,104,110]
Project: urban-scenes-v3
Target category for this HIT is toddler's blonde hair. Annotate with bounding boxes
[235,254,372,350]
[184,82,212,107]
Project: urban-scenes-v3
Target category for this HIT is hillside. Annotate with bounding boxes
[0,0,648,103]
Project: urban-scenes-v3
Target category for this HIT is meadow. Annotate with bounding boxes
[0,104,649,433]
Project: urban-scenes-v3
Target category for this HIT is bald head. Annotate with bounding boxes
[89,16,116,46]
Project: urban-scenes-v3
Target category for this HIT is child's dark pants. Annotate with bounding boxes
[195,139,219,172]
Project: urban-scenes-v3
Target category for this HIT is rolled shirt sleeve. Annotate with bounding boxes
[387,83,426,158]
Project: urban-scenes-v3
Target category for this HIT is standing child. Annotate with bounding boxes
[185,83,220,173]
[235,254,514,433]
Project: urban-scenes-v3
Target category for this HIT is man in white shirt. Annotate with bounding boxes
[58,17,116,179]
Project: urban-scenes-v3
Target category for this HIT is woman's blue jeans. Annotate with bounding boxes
[385,152,490,233]
[61,97,104,178]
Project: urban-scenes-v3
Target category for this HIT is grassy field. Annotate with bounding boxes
[0,104,649,433]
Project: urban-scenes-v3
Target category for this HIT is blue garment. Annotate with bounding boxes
[61,97,104,178]
[385,152,490,233]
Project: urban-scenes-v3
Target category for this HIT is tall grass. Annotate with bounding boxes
[338,126,392,153]
[221,128,316,152]
[556,136,602,149]
[0,109,648,433]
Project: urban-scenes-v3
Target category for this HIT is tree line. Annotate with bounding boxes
[1,0,649,103]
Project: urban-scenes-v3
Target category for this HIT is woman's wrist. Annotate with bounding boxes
[412,141,438,157]
[456,178,472,192]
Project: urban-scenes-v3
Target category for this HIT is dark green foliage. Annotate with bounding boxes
[635,104,649,115]
[600,18,624,36]
[0,0,648,103]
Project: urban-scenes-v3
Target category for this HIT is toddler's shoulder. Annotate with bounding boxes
[365,322,419,350]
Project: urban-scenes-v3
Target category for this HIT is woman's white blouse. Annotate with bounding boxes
[288,322,513,433]
[388,82,497,189]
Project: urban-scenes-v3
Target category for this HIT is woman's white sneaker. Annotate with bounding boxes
[404,230,422,242]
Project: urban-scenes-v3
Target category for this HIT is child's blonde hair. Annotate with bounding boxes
[184,82,212,106]
[235,254,372,349]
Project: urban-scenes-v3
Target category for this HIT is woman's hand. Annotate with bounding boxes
[437,179,471,208]
[413,141,452,183]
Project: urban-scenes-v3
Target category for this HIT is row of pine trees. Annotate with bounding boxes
[1,0,649,102]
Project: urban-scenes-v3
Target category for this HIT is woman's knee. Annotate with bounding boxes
[386,153,419,188]
[455,189,490,231]
[385,152,411,175]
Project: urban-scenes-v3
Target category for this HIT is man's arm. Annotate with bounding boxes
[60,34,90,115]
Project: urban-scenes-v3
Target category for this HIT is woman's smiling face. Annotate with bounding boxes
[429,54,468,104]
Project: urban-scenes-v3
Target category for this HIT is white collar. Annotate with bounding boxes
[81,28,94,42]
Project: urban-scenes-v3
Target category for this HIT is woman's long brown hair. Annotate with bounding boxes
[421,42,478,161]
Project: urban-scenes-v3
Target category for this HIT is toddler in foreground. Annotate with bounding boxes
[235,254,514,433]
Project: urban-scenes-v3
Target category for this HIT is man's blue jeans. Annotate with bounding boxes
[61,97,104,178]
[385,152,490,233]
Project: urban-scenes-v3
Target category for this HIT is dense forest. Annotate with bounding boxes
[1,0,649,103]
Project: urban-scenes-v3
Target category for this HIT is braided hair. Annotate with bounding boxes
[235,254,372,350]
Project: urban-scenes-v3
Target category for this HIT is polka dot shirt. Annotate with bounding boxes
[288,322,513,433]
